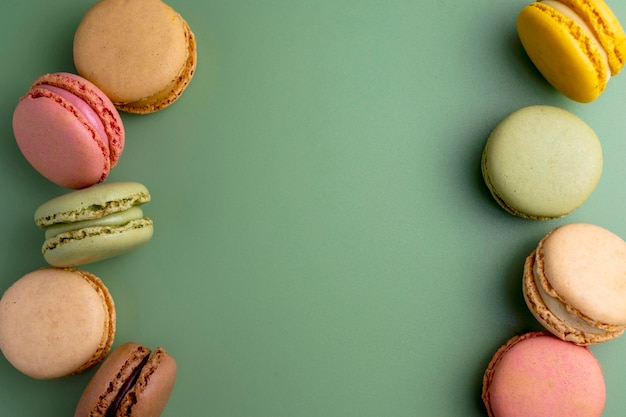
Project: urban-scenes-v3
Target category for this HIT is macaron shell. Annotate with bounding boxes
[483,332,605,417]
[541,223,626,326]
[13,88,110,189]
[116,347,177,417]
[482,106,602,219]
[42,218,154,267]
[0,268,115,379]
[35,181,151,227]
[73,0,196,113]
[517,2,608,102]
[74,342,151,417]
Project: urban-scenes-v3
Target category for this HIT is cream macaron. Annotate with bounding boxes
[0,268,115,379]
[523,223,626,344]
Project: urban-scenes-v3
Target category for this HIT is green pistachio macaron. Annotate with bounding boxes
[35,181,154,267]
[481,105,602,220]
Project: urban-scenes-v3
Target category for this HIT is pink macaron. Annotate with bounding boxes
[482,331,605,417]
[12,72,125,189]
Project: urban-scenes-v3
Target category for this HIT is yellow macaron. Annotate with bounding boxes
[517,0,626,102]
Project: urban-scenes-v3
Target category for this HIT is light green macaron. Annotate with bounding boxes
[481,105,602,220]
[34,181,154,267]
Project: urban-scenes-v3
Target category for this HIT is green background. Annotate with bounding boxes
[2,0,626,415]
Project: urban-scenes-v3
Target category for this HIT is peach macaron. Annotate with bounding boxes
[0,267,115,379]
[523,223,626,344]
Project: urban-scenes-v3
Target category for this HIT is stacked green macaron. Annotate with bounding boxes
[34,181,154,267]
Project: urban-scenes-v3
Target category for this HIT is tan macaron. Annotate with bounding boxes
[523,223,626,345]
[74,342,177,417]
[0,267,115,379]
[73,0,197,114]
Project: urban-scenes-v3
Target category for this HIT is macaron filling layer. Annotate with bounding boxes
[105,354,150,417]
[44,206,145,239]
[36,84,109,147]
[45,206,143,239]
[540,0,611,81]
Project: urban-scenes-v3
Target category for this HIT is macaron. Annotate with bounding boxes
[523,223,626,344]
[74,342,177,417]
[73,0,197,114]
[517,0,626,102]
[0,267,115,379]
[35,181,154,267]
[12,72,125,189]
[481,105,602,220]
[482,331,605,417]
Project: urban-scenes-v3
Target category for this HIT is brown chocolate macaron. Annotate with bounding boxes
[74,342,177,417]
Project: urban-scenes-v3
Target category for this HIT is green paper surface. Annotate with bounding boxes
[2,0,626,415]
